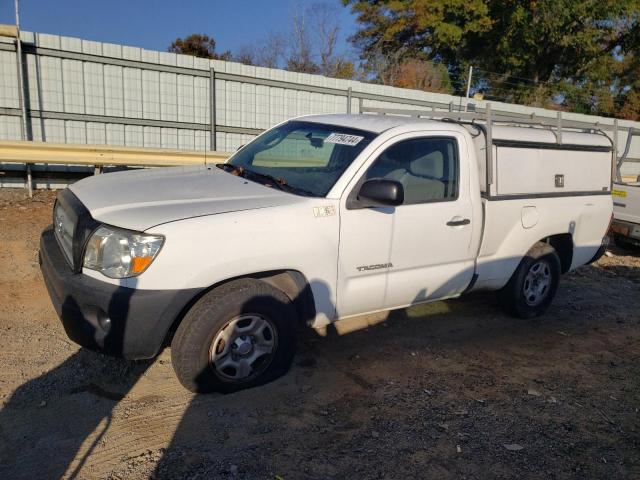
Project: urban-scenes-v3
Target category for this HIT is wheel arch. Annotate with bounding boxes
[163,269,316,347]
[498,237,562,319]
[544,233,573,273]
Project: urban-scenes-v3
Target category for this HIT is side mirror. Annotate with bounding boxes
[357,179,404,207]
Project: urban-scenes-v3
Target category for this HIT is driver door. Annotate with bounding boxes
[337,132,476,318]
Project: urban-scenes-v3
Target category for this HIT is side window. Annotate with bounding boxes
[365,137,458,204]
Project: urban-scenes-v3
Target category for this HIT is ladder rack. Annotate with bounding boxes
[360,104,631,166]
[616,128,640,182]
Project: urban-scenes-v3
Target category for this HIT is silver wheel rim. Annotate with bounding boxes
[209,314,278,382]
[523,259,551,306]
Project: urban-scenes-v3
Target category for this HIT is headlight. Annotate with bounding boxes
[83,225,164,278]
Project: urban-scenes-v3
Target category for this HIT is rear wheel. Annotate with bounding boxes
[171,279,297,393]
[498,242,561,319]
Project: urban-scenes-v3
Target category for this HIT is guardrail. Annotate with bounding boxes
[0,140,230,166]
[0,141,231,194]
[1,138,636,194]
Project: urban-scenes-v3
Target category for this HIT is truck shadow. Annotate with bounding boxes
[0,289,154,480]
[606,241,640,256]
[150,275,611,479]
[2,263,637,478]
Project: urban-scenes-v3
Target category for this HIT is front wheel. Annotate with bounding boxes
[171,279,297,393]
[498,242,561,319]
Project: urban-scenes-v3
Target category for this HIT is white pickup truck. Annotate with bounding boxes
[611,129,640,247]
[39,112,613,393]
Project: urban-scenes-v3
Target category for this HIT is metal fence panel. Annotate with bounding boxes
[142,69,160,119]
[0,30,638,165]
[123,67,142,119]
[0,50,19,109]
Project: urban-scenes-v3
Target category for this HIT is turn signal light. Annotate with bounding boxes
[131,256,154,274]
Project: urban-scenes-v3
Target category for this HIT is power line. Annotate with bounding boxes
[365,57,615,110]
[472,67,560,86]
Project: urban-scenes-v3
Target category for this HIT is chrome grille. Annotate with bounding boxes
[53,201,75,267]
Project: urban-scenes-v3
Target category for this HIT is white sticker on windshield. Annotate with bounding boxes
[325,133,364,146]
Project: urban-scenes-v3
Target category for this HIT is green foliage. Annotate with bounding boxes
[344,0,640,118]
[168,34,231,60]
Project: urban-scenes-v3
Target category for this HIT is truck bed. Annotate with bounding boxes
[465,124,613,290]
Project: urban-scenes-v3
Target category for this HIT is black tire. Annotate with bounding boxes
[498,242,561,319]
[171,279,297,393]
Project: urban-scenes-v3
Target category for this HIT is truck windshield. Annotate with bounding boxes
[224,121,376,197]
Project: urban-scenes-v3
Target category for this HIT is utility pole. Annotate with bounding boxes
[14,0,32,196]
[464,65,473,112]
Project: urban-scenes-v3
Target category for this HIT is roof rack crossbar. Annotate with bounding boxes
[360,105,630,135]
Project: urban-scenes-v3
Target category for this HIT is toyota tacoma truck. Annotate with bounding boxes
[40,112,613,393]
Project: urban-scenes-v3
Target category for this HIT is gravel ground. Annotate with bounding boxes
[0,189,638,480]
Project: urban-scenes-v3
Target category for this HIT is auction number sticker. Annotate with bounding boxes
[325,133,364,146]
[612,189,627,197]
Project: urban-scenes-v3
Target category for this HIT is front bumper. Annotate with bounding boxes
[39,226,201,359]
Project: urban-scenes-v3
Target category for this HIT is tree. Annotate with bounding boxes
[356,41,452,92]
[344,0,639,116]
[616,23,640,120]
[332,58,356,79]
[168,34,231,60]
[169,4,356,80]
[619,91,640,121]
[235,32,288,69]
[286,2,356,78]
[233,45,256,66]
[391,59,452,93]
[314,2,355,78]
[256,32,288,69]
[287,4,320,74]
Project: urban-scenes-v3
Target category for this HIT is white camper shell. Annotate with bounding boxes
[39,110,613,393]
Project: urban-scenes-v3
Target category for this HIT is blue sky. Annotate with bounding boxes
[0,0,359,57]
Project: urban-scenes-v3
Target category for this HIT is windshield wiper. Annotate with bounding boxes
[216,163,315,197]
[243,170,316,197]
[216,163,244,175]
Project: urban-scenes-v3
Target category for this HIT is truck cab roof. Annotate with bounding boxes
[300,113,612,149]
[299,114,444,134]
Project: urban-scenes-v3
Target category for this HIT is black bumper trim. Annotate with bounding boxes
[40,226,202,359]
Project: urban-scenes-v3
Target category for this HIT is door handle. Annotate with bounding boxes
[447,218,471,227]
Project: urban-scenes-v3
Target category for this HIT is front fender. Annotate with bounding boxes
[133,201,340,326]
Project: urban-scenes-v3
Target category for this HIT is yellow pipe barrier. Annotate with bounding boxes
[3,141,634,186]
[0,140,231,167]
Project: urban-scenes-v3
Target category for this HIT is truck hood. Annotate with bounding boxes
[70,165,304,231]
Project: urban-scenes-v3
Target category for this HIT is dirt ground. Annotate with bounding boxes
[0,189,638,480]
